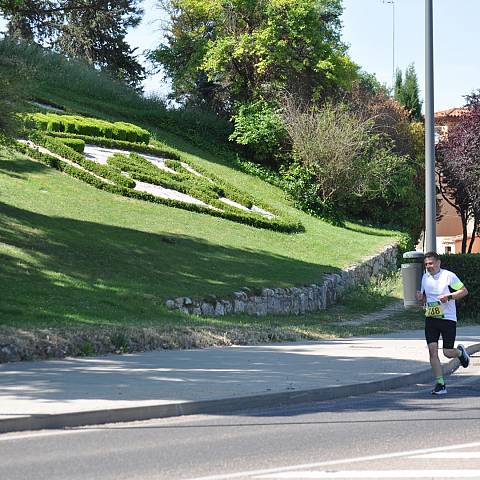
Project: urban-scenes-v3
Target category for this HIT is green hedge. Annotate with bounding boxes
[440,254,480,319]
[28,131,135,189]
[25,113,150,144]
[58,137,85,153]
[15,142,112,190]
[108,152,225,205]
[43,131,180,160]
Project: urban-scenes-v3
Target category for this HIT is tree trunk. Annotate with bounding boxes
[461,211,468,254]
[467,216,479,253]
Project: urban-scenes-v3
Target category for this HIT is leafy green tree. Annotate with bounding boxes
[2,0,145,88]
[151,0,358,112]
[394,63,423,122]
[229,99,288,167]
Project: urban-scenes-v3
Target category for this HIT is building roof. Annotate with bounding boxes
[435,107,469,119]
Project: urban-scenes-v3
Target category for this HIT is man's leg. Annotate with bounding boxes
[428,342,443,378]
[428,342,447,394]
[443,346,470,367]
[425,318,447,394]
[441,320,469,367]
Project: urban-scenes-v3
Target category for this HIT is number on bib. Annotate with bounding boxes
[426,301,444,318]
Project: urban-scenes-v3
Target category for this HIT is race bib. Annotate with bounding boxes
[426,301,444,318]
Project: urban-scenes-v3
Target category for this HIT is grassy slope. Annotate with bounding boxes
[0,41,400,329]
[0,140,398,329]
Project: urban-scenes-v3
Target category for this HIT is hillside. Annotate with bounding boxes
[0,40,401,333]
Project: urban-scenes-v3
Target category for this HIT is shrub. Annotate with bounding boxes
[42,131,180,160]
[58,137,85,153]
[28,131,135,188]
[440,254,480,319]
[0,53,32,136]
[229,100,289,168]
[25,113,150,144]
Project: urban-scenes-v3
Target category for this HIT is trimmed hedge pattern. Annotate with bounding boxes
[43,130,180,160]
[14,141,304,233]
[440,254,480,319]
[58,137,85,153]
[28,131,135,189]
[18,111,303,232]
[25,113,150,144]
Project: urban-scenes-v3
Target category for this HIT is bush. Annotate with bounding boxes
[229,100,289,168]
[58,137,85,153]
[42,131,180,160]
[26,113,151,144]
[0,54,33,135]
[280,95,423,234]
[440,254,480,319]
[28,131,135,188]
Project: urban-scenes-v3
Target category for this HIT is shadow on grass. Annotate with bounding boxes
[0,157,49,179]
[0,201,338,328]
[343,222,396,238]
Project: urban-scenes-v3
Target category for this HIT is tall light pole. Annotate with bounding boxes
[425,0,436,252]
[383,0,396,86]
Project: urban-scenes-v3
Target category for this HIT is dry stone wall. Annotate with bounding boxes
[166,244,399,317]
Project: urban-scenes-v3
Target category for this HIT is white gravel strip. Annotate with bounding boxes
[219,198,275,219]
[251,205,275,219]
[219,197,250,212]
[84,145,177,174]
[181,162,205,178]
[18,140,114,185]
[134,180,211,207]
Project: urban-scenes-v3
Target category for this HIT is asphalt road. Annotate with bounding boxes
[1,360,479,480]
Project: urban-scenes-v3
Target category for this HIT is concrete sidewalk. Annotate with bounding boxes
[1,327,479,433]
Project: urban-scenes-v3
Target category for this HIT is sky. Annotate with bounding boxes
[125,0,480,111]
[2,1,479,111]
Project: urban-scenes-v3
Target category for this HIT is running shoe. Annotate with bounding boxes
[431,383,447,395]
[458,344,470,368]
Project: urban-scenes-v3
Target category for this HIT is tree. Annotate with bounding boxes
[55,1,145,89]
[150,0,358,112]
[279,95,410,224]
[2,0,145,88]
[436,92,480,253]
[394,63,423,122]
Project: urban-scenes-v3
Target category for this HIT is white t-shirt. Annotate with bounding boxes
[421,268,464,322]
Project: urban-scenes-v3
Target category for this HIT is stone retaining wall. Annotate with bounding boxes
[166,244,399,317]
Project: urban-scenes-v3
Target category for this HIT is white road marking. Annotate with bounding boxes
[254,470,480,479]
[411,452,480,459]
[184,441,480,480]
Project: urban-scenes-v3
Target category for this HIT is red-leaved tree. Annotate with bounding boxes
[436,92,480,253]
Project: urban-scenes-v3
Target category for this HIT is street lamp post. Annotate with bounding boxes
[425,0,436,253]
[382,0,395,86]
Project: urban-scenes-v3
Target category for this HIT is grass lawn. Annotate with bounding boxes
[0,142,399,329]
[1,39,405,338]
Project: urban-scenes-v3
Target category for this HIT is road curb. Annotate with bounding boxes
[1,343,479,434]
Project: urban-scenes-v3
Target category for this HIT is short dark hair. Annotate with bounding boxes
[424,251,441,262]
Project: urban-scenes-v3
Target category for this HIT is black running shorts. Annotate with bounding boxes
[425,317,457,348]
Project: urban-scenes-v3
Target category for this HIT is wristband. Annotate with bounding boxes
[447,294,453,301]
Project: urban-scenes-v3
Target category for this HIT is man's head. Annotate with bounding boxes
[424,251,441,274]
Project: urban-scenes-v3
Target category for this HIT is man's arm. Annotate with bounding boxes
[439,286,468,303]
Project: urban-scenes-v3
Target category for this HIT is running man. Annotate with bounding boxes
[416,251,470,395]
